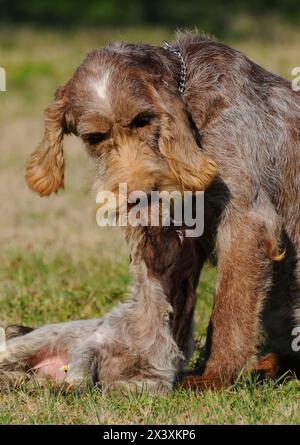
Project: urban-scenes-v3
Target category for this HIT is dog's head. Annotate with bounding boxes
[25,43,216,200]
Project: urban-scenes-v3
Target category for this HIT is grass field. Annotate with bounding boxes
[0,25,300,424]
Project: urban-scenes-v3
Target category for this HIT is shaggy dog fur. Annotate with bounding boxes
[0,227,196,392]
[23,31,300,390]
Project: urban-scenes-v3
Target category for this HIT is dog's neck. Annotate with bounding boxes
[163,41,186,96]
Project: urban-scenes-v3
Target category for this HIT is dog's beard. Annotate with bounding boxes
[93,130,214,236]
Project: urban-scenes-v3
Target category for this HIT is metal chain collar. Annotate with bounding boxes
[163,41,186,96]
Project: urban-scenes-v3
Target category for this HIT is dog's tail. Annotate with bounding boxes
[25,86,69,197]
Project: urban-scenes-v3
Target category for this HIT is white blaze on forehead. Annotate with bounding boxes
[91,70,112,114]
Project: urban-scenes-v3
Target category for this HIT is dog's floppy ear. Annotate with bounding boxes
[158,100,217,192]
[25,86,69,196]
[5,325,34,340]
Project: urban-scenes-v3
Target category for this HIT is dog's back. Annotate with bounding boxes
[175,32,300,364]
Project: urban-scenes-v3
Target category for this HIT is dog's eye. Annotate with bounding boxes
[128,113,154,129]
[83,132,108,145]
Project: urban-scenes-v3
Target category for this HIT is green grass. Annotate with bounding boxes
[0,25,300,424]
[1,379,300,424]
[1,250,300,425]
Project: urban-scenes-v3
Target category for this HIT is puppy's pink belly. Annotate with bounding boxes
[31,354,68,382]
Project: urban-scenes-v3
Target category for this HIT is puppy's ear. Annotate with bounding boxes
[25,86,69,196]
[5,325,34,340]
[159,102,217,191]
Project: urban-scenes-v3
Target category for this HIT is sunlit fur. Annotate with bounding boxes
[24,31,300,389]
[25,45,216,199]
[25,89,68,196]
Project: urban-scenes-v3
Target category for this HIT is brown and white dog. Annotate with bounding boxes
[20,31,300,390]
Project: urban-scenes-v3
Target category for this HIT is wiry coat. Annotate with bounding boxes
[23,31,300,389]
[0,230,184,392]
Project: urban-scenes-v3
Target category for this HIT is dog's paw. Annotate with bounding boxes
[179,374,224,392]
[253,353,279,378]
[103,378,171,395]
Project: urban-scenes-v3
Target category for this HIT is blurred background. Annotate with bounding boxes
[1,0,300,36]
[0,0,299,326]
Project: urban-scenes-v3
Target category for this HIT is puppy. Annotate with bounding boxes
[0,227,193,393]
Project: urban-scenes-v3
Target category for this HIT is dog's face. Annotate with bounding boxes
[25,45,216,202]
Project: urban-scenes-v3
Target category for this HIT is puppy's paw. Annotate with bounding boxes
[103,378,171,395]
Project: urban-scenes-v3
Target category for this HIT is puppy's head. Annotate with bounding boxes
[26,43,216,199]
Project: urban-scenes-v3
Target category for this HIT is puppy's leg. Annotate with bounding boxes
[0,319,101,383]
[62,338,102,387]
[139,226,207,364]
[181,213,272,390]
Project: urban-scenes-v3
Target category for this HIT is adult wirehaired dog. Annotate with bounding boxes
[24,30,300,390]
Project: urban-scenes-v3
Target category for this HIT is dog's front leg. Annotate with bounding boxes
[181,213,272,390]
